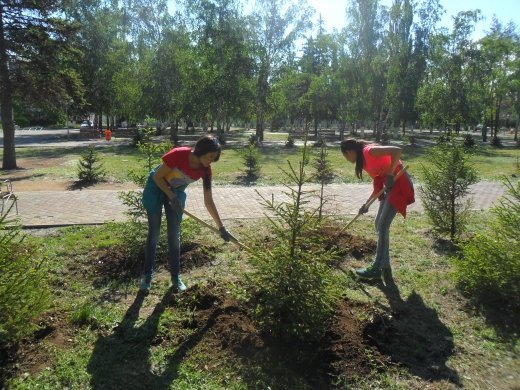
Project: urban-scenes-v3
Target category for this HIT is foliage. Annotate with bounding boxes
[463,133,475,148]
[1,0,82,169]
[491,136,503,147]
[77,146,106,184]
[138,118,172,171]
[285,133,295,148]
[452,178,520,310]
[247,141,336,341]
[240,143,261,182]
[420,140,479,240]
[119,117,172,221]
[312,143,335,218]
[0,210,50,348]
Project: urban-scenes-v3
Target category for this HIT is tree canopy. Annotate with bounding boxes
[2,0,519,169]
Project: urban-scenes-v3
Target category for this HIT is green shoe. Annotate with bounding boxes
[169,277,187,293]
[355,266,381,279]
[139,275,152,292]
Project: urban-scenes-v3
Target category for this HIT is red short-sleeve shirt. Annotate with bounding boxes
[161,147,211,189]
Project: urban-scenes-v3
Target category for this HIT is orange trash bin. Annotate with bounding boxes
[104,129,112,141]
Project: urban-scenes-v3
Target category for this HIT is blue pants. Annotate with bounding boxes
[372,197,397,270]
[143,199,181,281]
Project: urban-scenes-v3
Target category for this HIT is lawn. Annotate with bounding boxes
[1,210,519,389]
[4,131,520,186]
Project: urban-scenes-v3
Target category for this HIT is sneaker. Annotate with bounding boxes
[169,277,187,293]
[355,265,382,279]
[139,275,152,292]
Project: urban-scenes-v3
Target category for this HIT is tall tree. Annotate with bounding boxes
[1,0,80,169]
[479,19,519,140]
[416,10,481,132]
[344,0,386,138]
[248,0,312,140]
[184,0,254,133]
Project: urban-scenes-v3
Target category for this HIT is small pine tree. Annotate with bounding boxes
[247,139,336,342]
[77,145,106,184]
[0,211,50,348]
[313,144,335,219]
[420,140,478,240]
[453,178,520,309]
[241,143,261,181]
[285,133,295,148]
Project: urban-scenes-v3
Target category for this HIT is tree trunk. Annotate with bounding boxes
[0,4,17,169]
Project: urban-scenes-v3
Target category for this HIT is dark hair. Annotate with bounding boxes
[193,135,221,162]
[340,138,370,179]
[193,135,221,190]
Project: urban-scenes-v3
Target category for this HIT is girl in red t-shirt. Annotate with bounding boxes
[140,135,234,292]
[341,138,414,280]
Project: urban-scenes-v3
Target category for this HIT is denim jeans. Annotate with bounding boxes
[372,197,397,270]
[143,199,180,281]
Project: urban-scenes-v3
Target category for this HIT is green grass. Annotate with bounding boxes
[3,132,519,185]
[4,210,519,389]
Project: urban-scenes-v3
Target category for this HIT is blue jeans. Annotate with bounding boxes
[372,197,397,270]
[143,199,181,281]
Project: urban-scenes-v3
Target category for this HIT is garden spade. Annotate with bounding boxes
[183,209,251,251]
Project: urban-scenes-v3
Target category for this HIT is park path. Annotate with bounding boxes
[8,181,506,228]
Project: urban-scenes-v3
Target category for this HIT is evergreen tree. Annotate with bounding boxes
[77,146,106,184]
[1,0,81,169]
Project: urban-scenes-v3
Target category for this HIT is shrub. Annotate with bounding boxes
[405,135,417,146]
[247,140,336,342]
[77,145,106,184]
[452,178,520,309]
[491,136,502,147]
[313,143,335,219]
[463,133,475,148]
[285,133,295,148]
[420,140,479,240]
[0,211,50,348]
[119,122,172,222]
[240,143,261,181]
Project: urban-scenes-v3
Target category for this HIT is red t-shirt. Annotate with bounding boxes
[161,147,211,189]
[362,145,414,217]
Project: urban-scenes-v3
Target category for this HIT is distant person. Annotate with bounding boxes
[140,135,234,292]
[341,138,415,279]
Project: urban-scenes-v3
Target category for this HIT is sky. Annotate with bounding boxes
[307,0,520,39]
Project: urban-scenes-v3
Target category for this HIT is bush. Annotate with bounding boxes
[420,140,478,240]
[0,211,50,348]
[463,133,475,148]
[452,178,520,309]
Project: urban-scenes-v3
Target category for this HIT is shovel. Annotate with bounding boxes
[183,209,251,251]
[335,165,409,237]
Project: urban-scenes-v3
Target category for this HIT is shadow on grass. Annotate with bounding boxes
[364,272,461,386]
[466,293,520,349]
[87,289,220,389]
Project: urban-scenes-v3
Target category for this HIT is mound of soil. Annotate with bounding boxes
[93,242,218,282]
[318,225,377,259]
[173,282,388,387]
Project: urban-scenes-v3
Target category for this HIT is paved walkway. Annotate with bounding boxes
[7,182,507,228]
